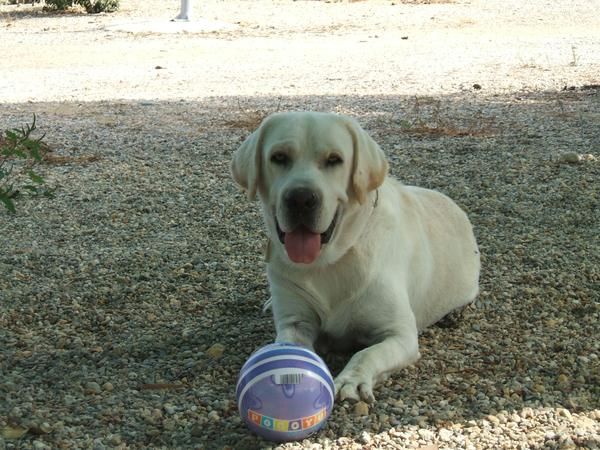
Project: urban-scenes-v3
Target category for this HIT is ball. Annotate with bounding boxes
[236,342,334,442]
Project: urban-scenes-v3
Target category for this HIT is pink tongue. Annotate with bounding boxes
[284,229,321,264]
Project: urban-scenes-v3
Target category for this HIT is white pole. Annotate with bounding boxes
[173,0,192,21]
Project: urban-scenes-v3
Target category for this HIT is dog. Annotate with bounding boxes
[231,111,480,402]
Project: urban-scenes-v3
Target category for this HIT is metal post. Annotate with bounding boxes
[173,0,192,21]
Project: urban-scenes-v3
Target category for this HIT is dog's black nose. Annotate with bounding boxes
[285,187,321,213]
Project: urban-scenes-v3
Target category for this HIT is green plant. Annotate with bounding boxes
[0,115,53,213]
[79,0,119,13]
[44,0,72,9]
[45,0,119,13]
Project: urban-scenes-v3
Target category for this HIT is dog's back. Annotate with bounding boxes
[397,184,480,329]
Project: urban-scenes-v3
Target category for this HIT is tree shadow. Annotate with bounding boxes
[0,88,598,448]
[0,2,103,23]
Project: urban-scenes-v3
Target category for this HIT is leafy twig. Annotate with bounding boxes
[0,115,53,213]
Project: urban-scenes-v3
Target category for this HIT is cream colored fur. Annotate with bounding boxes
[232,111,480,402]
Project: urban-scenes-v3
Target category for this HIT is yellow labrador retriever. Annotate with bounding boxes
[232,111,480,402]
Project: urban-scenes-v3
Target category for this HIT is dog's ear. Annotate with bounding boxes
[344,117,388,204]
[231,122,266,201]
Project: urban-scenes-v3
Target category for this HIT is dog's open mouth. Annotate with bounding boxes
[275,213,338,264]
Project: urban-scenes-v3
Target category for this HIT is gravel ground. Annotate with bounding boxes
[1,1,599,449]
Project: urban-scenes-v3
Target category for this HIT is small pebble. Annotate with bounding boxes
[439,427,453,441]
[485,415,500,425]
[560,152,581,163]
[85,382,102,395]
[108,434,122,446]
[359,431,372,444]
[520,407,535,419]
[2,381,17,392]
[533,384,545,393]
[190,424,204,437]
[557,408,572,419]
[146,429,161,437]
[207,343,225,359]
[29,422,52,435]
[418,429,435,440]
[353,401,369,416]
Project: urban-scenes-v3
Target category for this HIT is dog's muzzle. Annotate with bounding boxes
[275,187,339,264]
[276,212,337,246]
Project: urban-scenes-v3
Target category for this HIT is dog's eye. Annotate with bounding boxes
[325,154,343,167]
[270,152,290,166]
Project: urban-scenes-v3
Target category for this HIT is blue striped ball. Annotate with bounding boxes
[236,343,334,442]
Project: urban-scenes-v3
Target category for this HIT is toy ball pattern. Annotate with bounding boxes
[236,343,335,442]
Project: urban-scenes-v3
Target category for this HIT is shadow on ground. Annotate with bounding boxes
[1,89,598,448]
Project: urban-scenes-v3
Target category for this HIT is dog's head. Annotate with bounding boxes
[232,112,387,266]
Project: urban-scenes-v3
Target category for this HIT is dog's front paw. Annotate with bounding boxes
[334,369,375,403]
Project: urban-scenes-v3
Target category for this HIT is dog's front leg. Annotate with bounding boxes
[270,296,321,351]
[275,319,319,350]
[334,286,420,403]
[335,332,420,403]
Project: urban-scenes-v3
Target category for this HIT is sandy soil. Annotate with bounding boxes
[1,0,599,102]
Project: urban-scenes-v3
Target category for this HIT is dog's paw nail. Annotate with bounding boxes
[335,377,374,403]
[362,392,376,403]
[336,383,360,402]
[358,383,375,403]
